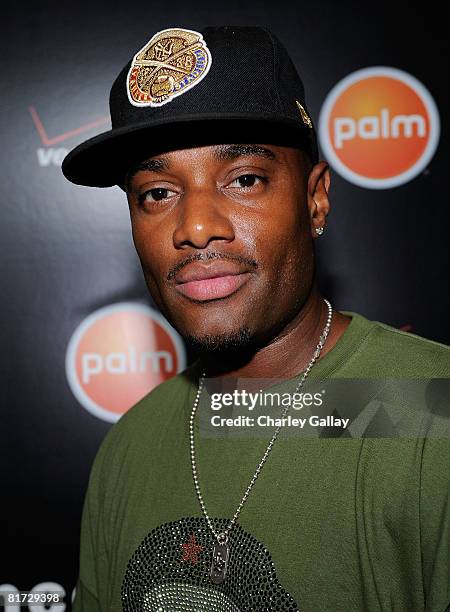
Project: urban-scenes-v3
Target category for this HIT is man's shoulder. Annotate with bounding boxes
[120,363,197,428]
[370,316,449,358]
[344,312,450,377]
[95,364,197,457]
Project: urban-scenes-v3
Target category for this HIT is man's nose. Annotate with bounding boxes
[172,186,235,249]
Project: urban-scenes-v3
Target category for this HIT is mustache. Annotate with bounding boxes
[167,251,258,281]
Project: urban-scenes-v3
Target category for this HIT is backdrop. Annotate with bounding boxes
[2,1,448,608]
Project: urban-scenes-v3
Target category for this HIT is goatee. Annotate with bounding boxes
[184,326,254,356]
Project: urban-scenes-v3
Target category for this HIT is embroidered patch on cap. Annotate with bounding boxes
[296,101,313,128]
[127,28,212,107]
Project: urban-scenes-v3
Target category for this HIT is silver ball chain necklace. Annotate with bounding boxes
[189,298,333,584]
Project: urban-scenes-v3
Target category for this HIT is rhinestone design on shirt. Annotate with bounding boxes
[121,517,300,611]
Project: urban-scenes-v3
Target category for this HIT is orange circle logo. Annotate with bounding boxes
[319,67,440,188]
[65,303,186,422]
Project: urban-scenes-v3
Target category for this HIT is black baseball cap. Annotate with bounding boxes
[62,26,318,188]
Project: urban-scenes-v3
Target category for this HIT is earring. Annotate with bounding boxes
[315,227,324,236]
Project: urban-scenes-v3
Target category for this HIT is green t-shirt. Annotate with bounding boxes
[72,312,450,611]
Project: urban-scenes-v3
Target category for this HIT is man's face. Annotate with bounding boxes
[126,143,322,351]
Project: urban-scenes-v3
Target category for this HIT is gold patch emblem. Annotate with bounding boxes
[127,28,212,107]
[296,101,313,128]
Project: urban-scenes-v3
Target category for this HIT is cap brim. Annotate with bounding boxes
[62,113,316,188]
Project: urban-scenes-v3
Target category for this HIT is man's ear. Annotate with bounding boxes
[307,161,331,239]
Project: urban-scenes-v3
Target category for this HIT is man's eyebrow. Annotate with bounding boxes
[214,144,277,162]
[124,145,277,190]
[125,158,169,188]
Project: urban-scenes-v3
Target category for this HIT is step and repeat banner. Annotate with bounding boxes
[1,1,447,609]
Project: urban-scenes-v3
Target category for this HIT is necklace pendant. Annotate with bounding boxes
[210,537,230,583]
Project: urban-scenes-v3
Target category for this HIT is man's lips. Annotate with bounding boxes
[174,261,252,302]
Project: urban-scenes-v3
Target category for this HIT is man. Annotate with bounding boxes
[62,26,449,612]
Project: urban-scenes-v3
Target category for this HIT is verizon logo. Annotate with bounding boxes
[29,106,109,167]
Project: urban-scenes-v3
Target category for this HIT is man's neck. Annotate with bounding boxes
[200,287,351,379]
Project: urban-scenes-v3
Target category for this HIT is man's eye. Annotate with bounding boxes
[230,174,265,188]
[138,188,176,204]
